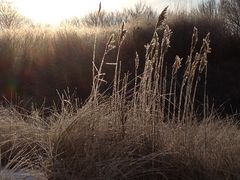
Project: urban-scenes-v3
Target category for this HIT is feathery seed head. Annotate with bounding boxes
[199,33,211,72]
[106,33,116,51]
[98,2,102,15]
[119,22,127,42]
[156,6,168,30]
[161,25,172,53]
[191,27,198,49]
[172,55,182,76]
[135,52,140,70]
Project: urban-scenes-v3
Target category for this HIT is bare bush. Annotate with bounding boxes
[74,2,157,27]
[0,1,30,29]
[81,10,126,27]
[219,0,240,37]
[122,2,157,21]
[196,0,218,18]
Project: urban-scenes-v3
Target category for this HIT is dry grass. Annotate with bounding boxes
[0,7,240,180]
[0,100,239,179]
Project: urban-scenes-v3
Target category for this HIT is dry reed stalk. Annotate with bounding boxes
[168,55,182,121]
[91,2,102,105]
[175,29,211,123]
[112,22,126,106]
[182,27,199,121]
[133,52,139,117]
[94,33,116,98]
[159,26,172,117]
[200,33,211,119]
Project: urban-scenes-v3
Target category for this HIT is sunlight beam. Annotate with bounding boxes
[4,0,199,25]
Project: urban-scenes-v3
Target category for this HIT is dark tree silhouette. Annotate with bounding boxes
[63,2,157,27]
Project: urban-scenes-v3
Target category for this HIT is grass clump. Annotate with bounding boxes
[0,6,239,180]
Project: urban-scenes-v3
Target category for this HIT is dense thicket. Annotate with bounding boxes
[0,0,239,113]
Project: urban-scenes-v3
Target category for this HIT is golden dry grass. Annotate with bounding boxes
[0,7,239,180]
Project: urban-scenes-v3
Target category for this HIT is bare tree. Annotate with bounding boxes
[61,17,82,27]
[80,10,127,27]
[219,0,240,37]
[123,2,157,21]
[79,2,156,27]
[0,1,25,29]
[197,0,218,18]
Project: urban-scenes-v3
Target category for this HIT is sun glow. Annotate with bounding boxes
[6,0,195,25]
[8,0,142,25]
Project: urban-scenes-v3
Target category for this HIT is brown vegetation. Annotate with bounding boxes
[0,1,240,180]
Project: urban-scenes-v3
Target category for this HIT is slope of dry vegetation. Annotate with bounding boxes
[1,103,239,179]
[0,6,240,180]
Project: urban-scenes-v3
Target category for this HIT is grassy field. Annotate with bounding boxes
[0,5,240,180]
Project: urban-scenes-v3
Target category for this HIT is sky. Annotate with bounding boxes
[5,0,201,25]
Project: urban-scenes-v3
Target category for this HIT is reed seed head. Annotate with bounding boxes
[106,33,116,51]
[199,33,211,72]
[191,27,198,50]
[172,55,182,75]
[156,6,168,30]
[161,25,172,53]
[120,22,127,42]
[98,2,102,15]
[135,52,140,70]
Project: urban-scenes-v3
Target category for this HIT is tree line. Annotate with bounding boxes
[0,0,239,38]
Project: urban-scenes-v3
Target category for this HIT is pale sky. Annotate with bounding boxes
[5,0,201,25]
